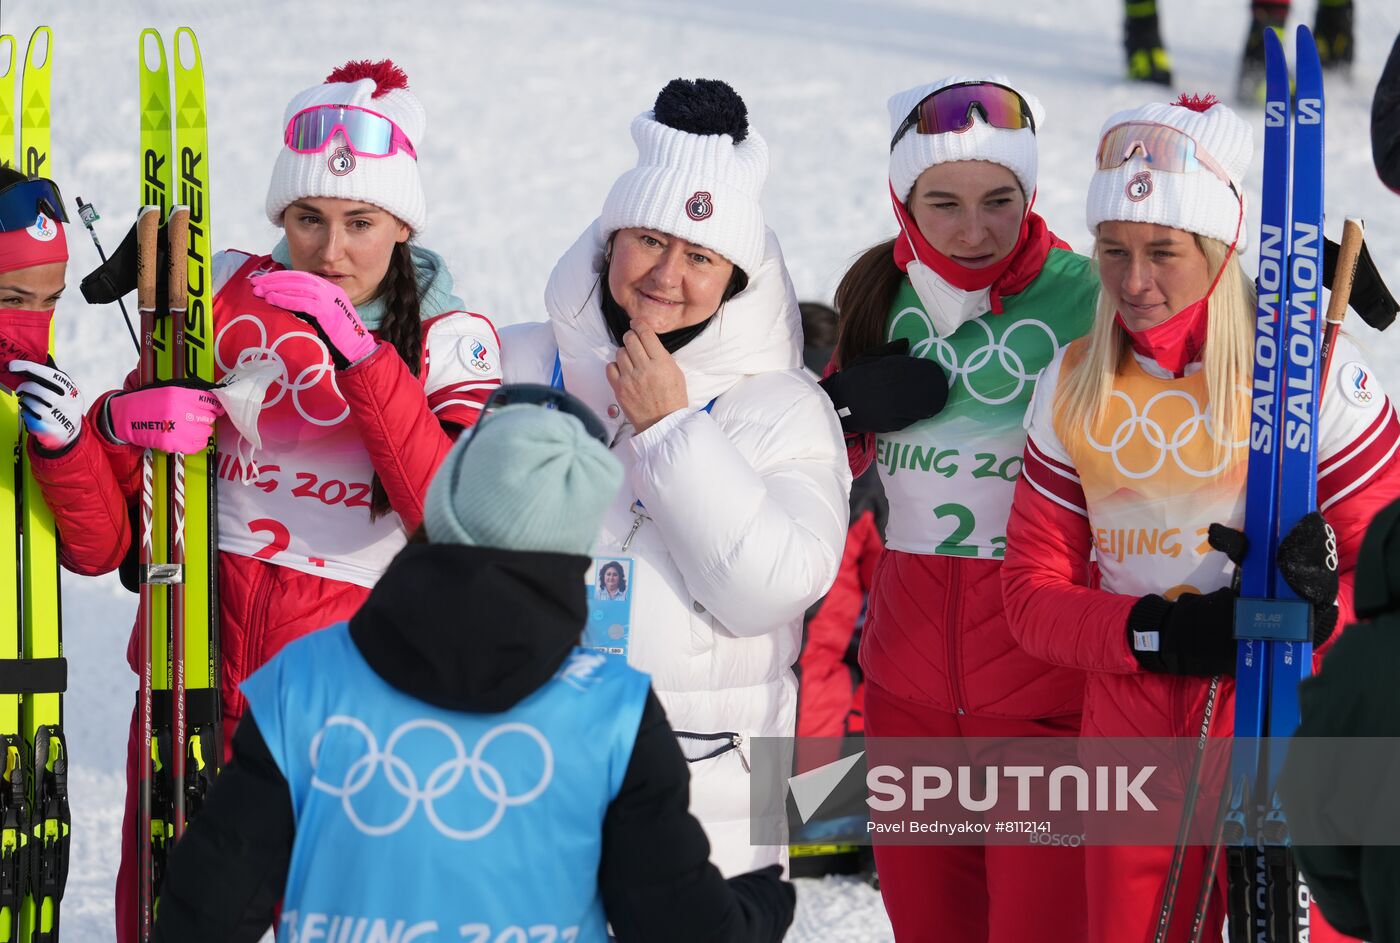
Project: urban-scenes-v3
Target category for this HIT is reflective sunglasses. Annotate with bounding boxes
[283,104,418,159]
[890,82,1036,152]
[475,383,609,446]
[1096,121,1233,188]
[0,177,68,233]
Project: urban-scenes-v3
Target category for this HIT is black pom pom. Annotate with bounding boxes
[653,78,748,143]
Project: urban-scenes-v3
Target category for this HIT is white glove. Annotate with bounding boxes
[11,360,84,453]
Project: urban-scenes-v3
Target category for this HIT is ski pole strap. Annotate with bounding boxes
[0,657,67,695]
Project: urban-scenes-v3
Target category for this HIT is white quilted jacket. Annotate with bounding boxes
[502,220,851,875]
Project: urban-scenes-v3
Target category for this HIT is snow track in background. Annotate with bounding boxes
[4,0,1396,937]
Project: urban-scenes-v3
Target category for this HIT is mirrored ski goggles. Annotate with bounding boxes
[890,82,1035,152]
[0,177,68,233]
[1096,121,1233,188]
[475,383,609,446]
[283,104,418,159]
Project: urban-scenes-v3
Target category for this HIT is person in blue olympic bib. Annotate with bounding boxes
[151,385,797,943]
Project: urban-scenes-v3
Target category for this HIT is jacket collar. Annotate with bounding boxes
[543,219,803,437]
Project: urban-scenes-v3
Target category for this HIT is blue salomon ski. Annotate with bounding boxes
[1224,25,1324,943]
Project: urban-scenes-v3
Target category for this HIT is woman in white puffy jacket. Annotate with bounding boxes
[502,78,850,876]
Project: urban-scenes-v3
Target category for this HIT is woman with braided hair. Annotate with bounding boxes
[26,59,502,942]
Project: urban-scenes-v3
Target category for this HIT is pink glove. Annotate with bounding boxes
[105,381,224,454]
[250,270,377,367]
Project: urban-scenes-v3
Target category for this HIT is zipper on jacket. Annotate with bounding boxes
[944,560,966,715]
[620,500,649,553]
[674,730,749,772]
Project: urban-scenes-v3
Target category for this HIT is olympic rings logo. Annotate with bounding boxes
[888,306,1059,406]
[1083,388,1248,480]
[309,715,553,841]
[216,313,350,427]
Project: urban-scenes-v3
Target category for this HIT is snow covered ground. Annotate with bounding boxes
[7,0,1398,938]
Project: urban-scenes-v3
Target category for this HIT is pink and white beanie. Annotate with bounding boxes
[265,60,427,233]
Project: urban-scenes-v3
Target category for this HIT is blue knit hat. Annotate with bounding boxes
[422,405,622,555]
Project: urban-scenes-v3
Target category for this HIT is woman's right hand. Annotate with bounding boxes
[11,360,84,455]
[817,338,950,434]
[103,380,224,454]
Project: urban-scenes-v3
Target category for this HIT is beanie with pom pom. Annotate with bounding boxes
[1086,93,1252,249]
[599,78,768,278]
[265,59,428,233]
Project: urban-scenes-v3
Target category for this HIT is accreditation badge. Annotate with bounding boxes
[584,556,634,659]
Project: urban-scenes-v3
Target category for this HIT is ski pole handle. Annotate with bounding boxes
[1320,218,1365,390]
[136,206,161,385]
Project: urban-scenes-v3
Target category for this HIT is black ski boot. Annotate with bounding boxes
[1125,1,1173,86]
[1239,3,1290,104]
[1313,0,1354,76]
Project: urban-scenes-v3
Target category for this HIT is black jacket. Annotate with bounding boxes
[1280,499,1400,943]
[153,543,796,943]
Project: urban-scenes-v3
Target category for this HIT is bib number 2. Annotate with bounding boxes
[931,503,1006,559]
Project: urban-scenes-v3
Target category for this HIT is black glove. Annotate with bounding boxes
[80,214,171,313]
[1208,512,1339,648]
[1323,234,1398,332]
[1277,511,1340,647]
[1127,587,1238,677]
[817,338,950,435]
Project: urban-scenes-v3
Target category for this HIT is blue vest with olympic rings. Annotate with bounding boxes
[243,624,650,943]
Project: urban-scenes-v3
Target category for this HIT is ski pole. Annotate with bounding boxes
[1319,217,1364,390]
[165,206,190,842]
[1153,676,1221,943]
[73,197,140,353]
[135,205,160,943]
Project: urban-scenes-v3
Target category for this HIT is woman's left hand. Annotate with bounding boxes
[606,327,689,434]
[251,270,377,368]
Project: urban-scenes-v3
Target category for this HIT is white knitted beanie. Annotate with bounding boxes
[600,78,768,278]
[1086,95,1252,249]
[888,75,1044,202]
[265,60,427,233]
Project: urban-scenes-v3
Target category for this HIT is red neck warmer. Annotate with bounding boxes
[1117,238,1239,378]
[1116,301,1210,377]
[889,184,1065,314]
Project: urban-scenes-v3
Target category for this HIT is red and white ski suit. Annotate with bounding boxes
[1003,336,1400,943]
[28,249,500,943]
[841,226,1098,943]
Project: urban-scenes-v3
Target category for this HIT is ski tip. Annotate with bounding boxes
[24,26,50,69]
[174,27,201,71]
[138,205,161,221]
[139,29,167,73]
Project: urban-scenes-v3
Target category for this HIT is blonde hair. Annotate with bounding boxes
[1055,235,1255,455]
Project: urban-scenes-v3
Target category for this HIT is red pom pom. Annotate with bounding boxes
[323,59,410,98]
[1173,93,1220,113]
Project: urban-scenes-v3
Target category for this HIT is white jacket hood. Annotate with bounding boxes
[544,219,802,425]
